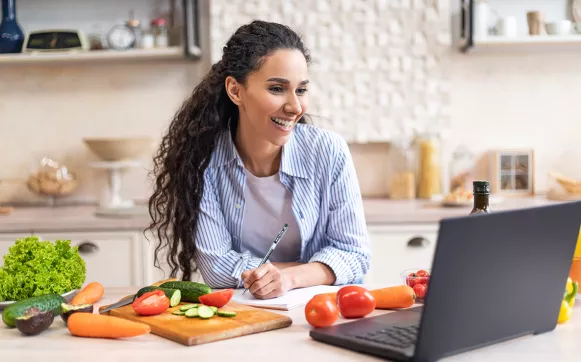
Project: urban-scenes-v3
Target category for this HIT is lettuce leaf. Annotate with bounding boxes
[0,236,86,301]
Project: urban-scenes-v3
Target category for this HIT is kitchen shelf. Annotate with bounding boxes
[473,35,581,46]
[0,46,186,65]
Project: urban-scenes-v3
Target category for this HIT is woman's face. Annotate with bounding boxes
[227,48,309,147]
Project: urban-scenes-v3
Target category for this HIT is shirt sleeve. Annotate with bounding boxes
[193,170,263,289]
[308,137,372,285]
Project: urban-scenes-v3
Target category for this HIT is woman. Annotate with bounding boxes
[148,20,370,300]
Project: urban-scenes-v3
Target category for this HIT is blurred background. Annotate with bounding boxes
[1,0,580,287]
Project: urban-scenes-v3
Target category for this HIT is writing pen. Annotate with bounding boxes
[242,223,289,295]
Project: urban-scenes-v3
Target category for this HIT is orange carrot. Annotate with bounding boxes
[71,282,104,305]
[67,313,151,339]
[370,285,416,309]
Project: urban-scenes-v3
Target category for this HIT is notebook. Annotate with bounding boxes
[231,285,340,311]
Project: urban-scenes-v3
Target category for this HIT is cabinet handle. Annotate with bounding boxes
[407,237,429,248]
[78,242,99,254]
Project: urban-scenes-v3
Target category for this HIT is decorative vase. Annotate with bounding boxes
[0,0,24,53]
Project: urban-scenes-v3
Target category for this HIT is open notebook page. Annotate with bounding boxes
[231,285,340,311]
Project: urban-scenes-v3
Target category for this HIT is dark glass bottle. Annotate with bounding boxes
[0,0,24,53]
[469,180,491,215]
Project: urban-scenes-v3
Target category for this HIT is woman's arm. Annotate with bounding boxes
[194,171,264,289]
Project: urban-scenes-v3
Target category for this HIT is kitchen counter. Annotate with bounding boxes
[0,196,568,233]
[1,287,580,362]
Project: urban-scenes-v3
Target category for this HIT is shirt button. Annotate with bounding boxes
[235,203,242,209]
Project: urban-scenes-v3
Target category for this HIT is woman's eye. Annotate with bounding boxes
[296,88,308,95]
[269,86,283,93]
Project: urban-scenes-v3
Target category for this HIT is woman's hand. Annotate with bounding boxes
[241,264,294,299]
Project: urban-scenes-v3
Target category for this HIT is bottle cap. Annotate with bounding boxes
[473,180,490,194]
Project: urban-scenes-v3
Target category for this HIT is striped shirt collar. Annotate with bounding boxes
[209,126,310,179]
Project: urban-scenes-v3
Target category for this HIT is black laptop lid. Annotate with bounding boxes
[414,201,581,362]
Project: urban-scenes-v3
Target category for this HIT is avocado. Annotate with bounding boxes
[60,303,94,324]
[15,308,55,336]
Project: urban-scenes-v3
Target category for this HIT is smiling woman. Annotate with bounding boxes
[147,20,370,300]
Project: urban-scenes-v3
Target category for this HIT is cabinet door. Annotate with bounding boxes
[36,232,144,288]
[0,233,32,267]
[365,224,439,287]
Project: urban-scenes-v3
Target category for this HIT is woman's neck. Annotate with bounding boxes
[235,121,282,177]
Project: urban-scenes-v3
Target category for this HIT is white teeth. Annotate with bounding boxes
[271,117,293,129]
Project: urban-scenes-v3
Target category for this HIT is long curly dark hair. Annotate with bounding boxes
[146,20,312,281]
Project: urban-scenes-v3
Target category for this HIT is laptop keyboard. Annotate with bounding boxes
[353,324,419,349]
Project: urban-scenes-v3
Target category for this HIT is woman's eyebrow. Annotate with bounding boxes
[266,77,309,85]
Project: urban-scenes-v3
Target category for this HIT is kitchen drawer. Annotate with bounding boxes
[364,224,439,287]
[0,233,33,267]
[37,232,144,288]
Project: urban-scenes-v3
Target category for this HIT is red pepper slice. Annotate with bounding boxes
[132,289,170,316]
[198,289,234,308]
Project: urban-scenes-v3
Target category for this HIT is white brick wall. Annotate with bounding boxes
[209,0,452,142]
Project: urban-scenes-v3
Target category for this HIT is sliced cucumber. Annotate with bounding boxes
[197,305,214,319]
[172,310,186,315]
[169,290,182,307]
[210,306,218,314]
[185,308,199,318]
[217,310,237,318]
[180,304,198,311]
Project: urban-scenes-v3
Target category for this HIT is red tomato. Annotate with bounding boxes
[413,284,427,299]
[416,270,430,277]
[407,276,418,288]
[132,290,170,316]
[305,294,339,328]
[198,289,234,308]
[336,286,376,319]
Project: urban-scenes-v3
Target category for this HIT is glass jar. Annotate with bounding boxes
[416,132,442,199]
[151,18,169,48]
[448,145,475,193]
[387,140,416,200]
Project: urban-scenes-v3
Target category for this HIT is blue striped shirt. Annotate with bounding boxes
[194,123,371,288]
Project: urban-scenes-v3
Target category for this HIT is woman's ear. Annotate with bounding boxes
[225,76,243,106]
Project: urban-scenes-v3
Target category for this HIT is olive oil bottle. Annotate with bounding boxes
[469,181,491,215]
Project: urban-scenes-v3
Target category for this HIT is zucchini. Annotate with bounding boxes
[185,308,199,318]
[197,305,214,319]
[159,281,212,303]
[179,304,198,311]
[217,310,237,318]
[2,294,65,328]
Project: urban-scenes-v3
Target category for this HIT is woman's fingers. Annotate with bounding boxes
[243,264,272,288]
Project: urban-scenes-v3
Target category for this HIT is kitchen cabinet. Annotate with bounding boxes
[364,224,439,287]
[35,231,145,288]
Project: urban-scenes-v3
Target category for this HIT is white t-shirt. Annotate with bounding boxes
[239,169,302,262]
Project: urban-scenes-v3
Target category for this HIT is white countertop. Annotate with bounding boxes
[0,196,567,233]
[2,287,580,362]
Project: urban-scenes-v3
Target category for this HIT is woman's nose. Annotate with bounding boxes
[284,94,302,115]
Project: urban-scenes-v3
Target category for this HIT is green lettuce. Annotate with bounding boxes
[0,236,86,301]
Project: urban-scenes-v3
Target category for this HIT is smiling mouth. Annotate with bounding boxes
[271,117,294,131]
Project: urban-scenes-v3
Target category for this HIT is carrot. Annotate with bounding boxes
[67,313,151,339]
[370,285,416,309]
[71,282,104,305]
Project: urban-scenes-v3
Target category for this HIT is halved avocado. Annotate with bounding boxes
[60,303,94,324]
[15,307,55,336]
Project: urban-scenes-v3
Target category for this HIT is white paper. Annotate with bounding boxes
[232,285,340,310]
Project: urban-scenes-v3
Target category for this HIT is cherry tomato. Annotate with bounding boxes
[413,284,427,299]
[406,276,417,288]
[132,290,170,316]
[336,286,376,319]
[416,270,430,277]
[305,294,339,328]
[198,289,233,308]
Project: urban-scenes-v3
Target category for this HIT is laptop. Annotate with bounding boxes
[309,201,581,362]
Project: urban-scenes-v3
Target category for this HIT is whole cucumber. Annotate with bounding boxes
[159,281,211,302]
[2,294,65,327]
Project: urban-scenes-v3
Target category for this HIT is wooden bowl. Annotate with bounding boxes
[83,137,154,161]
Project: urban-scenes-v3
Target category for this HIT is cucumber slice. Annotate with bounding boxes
[180,304,198,311]
[217,310,237,318]
[197,305,214,319]
[210,306,218,314]
[172,310,186,315]
[185,308,199,318]
[169,290,181,307]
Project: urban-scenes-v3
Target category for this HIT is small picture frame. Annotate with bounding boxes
[489,149,535,195]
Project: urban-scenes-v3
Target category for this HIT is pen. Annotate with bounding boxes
[242,223,289,295]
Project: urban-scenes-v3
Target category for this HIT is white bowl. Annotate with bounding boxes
[83,137,154,161]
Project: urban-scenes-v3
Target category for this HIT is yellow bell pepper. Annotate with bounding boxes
[566,277,574,295]
[558,281,578,324]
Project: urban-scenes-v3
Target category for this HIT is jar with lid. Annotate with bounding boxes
[387,139,416,200]
[416,132,442,199]
[151,18,169,48]
[448,145,475,193]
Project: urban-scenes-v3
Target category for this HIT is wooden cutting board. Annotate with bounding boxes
[100,299,293,346]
